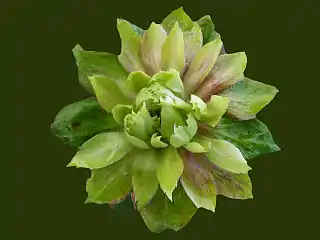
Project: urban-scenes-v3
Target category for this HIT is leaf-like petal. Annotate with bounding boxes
[126,71,151,93]
[151,133,168,148]
[183,37,223,95]
[196,52,247,101]
[184,135,211,153]
[161,7,194,32]
[67,132,133,169]
[117,19,146,73]
[197,15,221,45]
[157,147,184,200]
[111,104,132,126]
[218,77,279,120]
[205,138,251,174]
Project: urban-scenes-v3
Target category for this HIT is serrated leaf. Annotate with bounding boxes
[140,22,167,75]
[140,185,197,233]
[111,104,132,126]
[197,15,221,44]
[161,7,194,32]
[51,98,119,148]
[196,52,247,101]
[218,77,279,120]
[117,19,146,73]
[157,147,184,200]
[161,22,185,73]
[67,132,133,169]
[180,151,216,212]
[205,138,251,174]
[89,75,133,112]
[151,133,168,148]
[132,149,159,208]
[85,152,133,203]
[190,94,229,127]
[150,69,185,99]
[210,164,253,199]
[184,135,211,153]
[126,71,151,93]
[72,44,130,94]
[203,116,280,159]
[183,37,223,95]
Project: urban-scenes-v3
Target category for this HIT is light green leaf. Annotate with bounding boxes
[140,22,167,75]
[72,44,129,94]
[160,105,185,139]
[161,22,185,73]
[210,164,253,199]
[151,133,168,148]
[205,139,251,174]
[184,135,211,153]
[150,69,185,98]
[117,19,146,73]
[124,103,154,141]
[183,22,203,67]
[196,52,247,101]
[67,132,133,169]
[161,7,194,32]
[218,77,279,120]
[183,37,223,95]
[111,104,132,126]
[126,71,151,93]
[132,149,159,208]
[180,151,216,212]
[140,185,197,233]
[85,152,133,203]
[89,75,132,112]
[124,130,150,149]
[197,15,221,44]
[190,94,229,127]
[202,116,280,159]
[157,147,184,200]
[51,98,120,148]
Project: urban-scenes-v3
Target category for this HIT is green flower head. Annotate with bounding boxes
[51,7,280,233]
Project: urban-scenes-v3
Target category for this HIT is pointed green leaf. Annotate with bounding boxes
[72,44,130,94]
[184,135,211,153]
[51,98,119,148]
[89,75,133,112]
[150,69,185,98]
[197,15,221,44]
[140,23,167,75]
[132,149,159,208]
[160,105,185,139]
[126,71,151,93]
[161,22,185,73]
[117,19,146,72]
[218,77,279,120]
[196,52,247,101]
[151,133,168,148]
[203,116,280,159]
[190,94,229,127]
[170,126,190,148]
[161,7,194,32]
[140,185,197,233]
[111,104,132,126]
[67,132,133,169]
[183,37,223,95]
[210,164,253,199]
[85,152,133,203]
[157,147,184,200]
[180,151,217,212]
[183,22,203,67]
[205,138,251,174]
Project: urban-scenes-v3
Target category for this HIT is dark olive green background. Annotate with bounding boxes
[11,0,316,239]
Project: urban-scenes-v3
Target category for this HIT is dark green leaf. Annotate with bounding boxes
[51,98,119,148]
[197,15,221,45]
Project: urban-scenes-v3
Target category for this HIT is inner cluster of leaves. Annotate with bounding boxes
[51,7,280,233]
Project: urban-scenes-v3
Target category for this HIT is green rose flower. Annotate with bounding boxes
[51,7,280,233]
